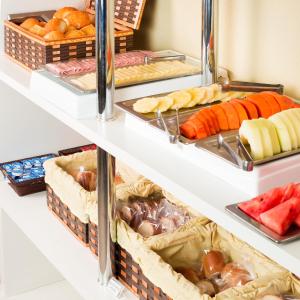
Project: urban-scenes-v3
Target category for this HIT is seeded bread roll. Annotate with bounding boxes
[43,30,64,41]
[63,11,91,29]
[20,18,40,30]
[45,18,67,33]
[29,24,47,37]
[53,7,78,19]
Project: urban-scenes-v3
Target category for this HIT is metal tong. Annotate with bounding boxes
[221,81,284,94]
[217,134,254,171]
[144,54,186,65]
[156,109,180,144]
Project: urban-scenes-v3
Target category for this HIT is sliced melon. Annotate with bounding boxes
[201,84,218,104]
[185,88,206,107]
[239,120,265,160]
[269,114,292,152]
[262,118,281,155]
[169,91,192,109]
[133,97,160,113]
[277,112,298,149]
[254,119,273,158]
[282,109,300,147]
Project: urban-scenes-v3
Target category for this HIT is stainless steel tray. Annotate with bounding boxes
[196,132,300,169]
[226,203,300,243]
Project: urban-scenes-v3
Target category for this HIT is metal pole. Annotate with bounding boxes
[95,0,115,286]
[202,0,218,85]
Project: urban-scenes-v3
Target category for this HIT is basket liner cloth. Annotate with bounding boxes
[44,150,97,224]
[117,220,289,300]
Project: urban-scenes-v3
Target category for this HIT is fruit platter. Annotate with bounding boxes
[226,183,300,243]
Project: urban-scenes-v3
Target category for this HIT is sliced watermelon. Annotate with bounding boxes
[238,187,284,222]
[291,183,300,199]
[282,183,297,202]
[260,197,300,235]
[294,213,300,228]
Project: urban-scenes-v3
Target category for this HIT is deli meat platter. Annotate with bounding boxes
[225,203,300,243]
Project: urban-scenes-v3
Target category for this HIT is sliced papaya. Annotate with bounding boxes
[234,99,259,119]
[199,109,216,135]
[206,108,220,132]
[265,92,296,111]
[246,94,272,118]
[180,123,196,139]
[211,104,229,131]
[190,112,210,136]
[220,102,240,129]
[260,92,281,115]
[230,100,249,125]
[185,119,208,139]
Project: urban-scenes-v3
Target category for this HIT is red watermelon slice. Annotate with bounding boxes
[238,187,284,222]
[260,197,300,235]
[294,213,300,228]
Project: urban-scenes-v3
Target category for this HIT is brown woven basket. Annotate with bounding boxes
[58,144,96,156]
[47,184,89,246]
[89,222,171,300]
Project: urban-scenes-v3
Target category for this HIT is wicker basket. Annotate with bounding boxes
[47,184,89,246]
[4,0,145,70]
[90,222,171,300]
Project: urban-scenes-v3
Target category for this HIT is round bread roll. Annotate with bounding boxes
[53,7,78,19]
[195,280,216,296]
[221,263,251,287]
[43,31,64,41]
[20,18,40,30]
[29,24,47,37]
[137,220,158,237]
[63,11,91,29]
[75,170,97,191]
[45,18,67,33]
[81,24,96,36]
[203,250,225,279]
[65,29,86,39]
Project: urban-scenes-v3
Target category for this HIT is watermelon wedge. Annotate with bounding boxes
[294,213,300,228]
[260,197,300,235]
[238,187,284,222]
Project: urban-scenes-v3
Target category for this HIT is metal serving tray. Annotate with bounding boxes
[196,132,300,170]
[226,203,300,243]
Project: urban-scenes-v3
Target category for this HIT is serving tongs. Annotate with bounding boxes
[144,54,186,64]
[156,109,180,144]
[221,81,284,94]
[217,134,254,171]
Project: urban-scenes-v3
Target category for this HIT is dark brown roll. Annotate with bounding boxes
[202,250,225,279]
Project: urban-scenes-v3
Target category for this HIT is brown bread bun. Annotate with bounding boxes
[81,24,96,36]
[65,29,86,39]
[20,18,40,30]
[75,170,96,191]
[45,18,67,33]
[29,24,47,37]
[63,11,91,29]
[203,250,225,279]
[43,31,65,41]
[53,7,78,19]
[221,263,251,287]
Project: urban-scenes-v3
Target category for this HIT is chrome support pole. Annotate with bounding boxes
[95,0,115,286]
[202,0,218,85]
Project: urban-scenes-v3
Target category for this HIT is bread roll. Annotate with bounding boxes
[39,21,47,27]
[75,170,96,191]
[63,11,91,29]
[195,280,216,296]
[20,18,40,30]
[45,18,67,33]
[81,24,96,36]
[221,263,251,287]
[53,7,78,19]
[43,31,64,41]
[203,250,225,279]
[65,29,86,39]
[29,24,47,37]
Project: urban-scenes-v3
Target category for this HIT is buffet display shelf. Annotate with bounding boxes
[0,182,136,300]
[0,54,300,278]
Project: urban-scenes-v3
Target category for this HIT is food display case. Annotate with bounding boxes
[2,0,300,300]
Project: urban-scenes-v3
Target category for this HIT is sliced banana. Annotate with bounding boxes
[185,88,206,107]
[169,91,192,109]
[155,96,174,112]
[133,97,160,113]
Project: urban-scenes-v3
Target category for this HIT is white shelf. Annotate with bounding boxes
[0,183,136,300]
[0,280,83,300]
[1,54,300,277]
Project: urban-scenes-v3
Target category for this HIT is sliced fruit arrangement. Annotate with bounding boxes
[180,91,300,140]
[238,182,300,235]
[240,108,300,160]
[133,84,252,113]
